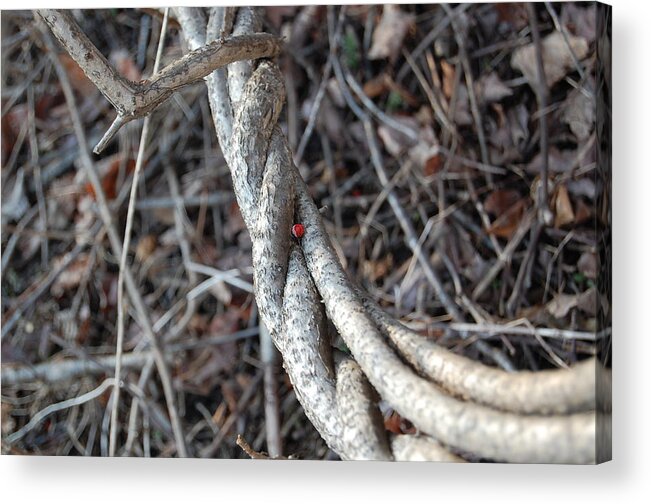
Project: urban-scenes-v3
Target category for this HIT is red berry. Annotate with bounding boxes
[291,223,305,238]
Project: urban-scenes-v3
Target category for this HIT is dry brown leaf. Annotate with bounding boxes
[553,184,575,228]
[368,5,415,62]
[546,288,597,319]
[136,235,157,263]
[494,2,529,30]
[440,59,456,100]
[487,199,528,240]
[476,72,513,104]
[377,116,420,157]
[576,287,598,316]
[546,293,577,318]
[561,3,597,44]
[363,253,393,283]
[577,251,598,280]
[423,154,443,177]
[574,199,592,225]
[562,87,595,141]
[85,155,136,200]
[511,30,589,88]
[363,74,390,98]
[484,189,522,216]
[51,253,90,297]
[408,125,439,168]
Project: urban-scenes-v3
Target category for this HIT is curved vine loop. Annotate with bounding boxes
[173,6,607,463]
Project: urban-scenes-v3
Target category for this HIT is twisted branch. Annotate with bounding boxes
[44,7,609,463]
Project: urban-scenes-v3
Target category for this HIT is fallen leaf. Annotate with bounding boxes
[546,287,597,318]
[484,189,522,216]
[136,235,157,263]
[377,116,420,157]
[494,2,529,30]
[368,5,415,62]
[574,198,592,224]
[487,199,528,239]
[511,30,589,88]
[51,253,91,297]
[553,184,575,228]
[561,3,597,43]
[577,251,597,279]
[562,87,595,141]
[363,253,393,283]
[546,293,577,318]
[35,92,65,120]
[363,74,389,98]
[384,411,416,435]
[407,125,439,168]
[423,154,443,177]
[476,72,513,104]
[384,412,403,434]
[576,287,598,316]
[85,156,136,200]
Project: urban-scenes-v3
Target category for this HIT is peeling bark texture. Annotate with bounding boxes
[46,7,608,463]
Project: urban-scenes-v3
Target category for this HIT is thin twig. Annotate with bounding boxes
[445,322,606,342]
[506,219,543,316]
[6,378,116,444]
[527,3,553,225]
[35,13,188,458]
[442,4,492,186]
[110,8,174,458]
[1,237,92,340]
[472,210,536,300]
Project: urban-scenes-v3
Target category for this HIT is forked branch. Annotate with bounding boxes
[36,9,282,153]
